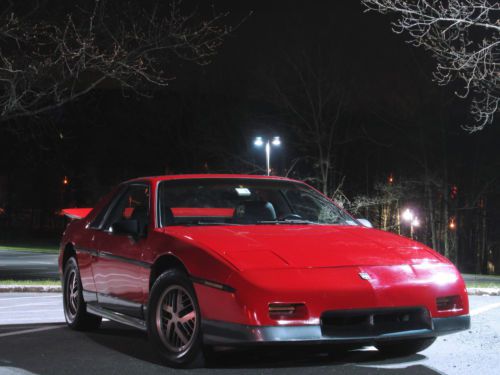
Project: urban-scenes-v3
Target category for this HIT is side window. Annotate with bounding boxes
[89,187,126,229]
[103,184,150,232]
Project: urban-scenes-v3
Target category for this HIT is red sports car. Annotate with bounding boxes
[59,174,470,367]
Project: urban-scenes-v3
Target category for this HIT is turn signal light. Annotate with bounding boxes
[269,303,308,320]
[436,295,463,311]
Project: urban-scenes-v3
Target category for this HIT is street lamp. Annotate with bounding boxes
[401,208,419,239]
[254,136,281,176]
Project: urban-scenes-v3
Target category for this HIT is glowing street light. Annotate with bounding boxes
[402,208,414,222]
[401,208,419,239]
[254,136,281,176]
[411,217,420,228]
[271,136,281,146]
[254,137,264,147]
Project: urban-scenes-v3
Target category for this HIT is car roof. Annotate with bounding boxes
[125,174,302,184]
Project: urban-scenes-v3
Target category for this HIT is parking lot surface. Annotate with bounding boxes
[0,294,499,375]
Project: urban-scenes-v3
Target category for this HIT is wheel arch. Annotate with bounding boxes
[62,242,77,271]
[149,254,189,289]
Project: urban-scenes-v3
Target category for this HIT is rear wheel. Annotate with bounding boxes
[376,337,436,357]
[147,269,205,368]
[63,257,101,330]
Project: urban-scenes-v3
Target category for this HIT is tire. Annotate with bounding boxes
[62,257,102,330]
[376,337,436,357]
[147,269,205,368]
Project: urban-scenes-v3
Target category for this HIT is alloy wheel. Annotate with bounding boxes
[156,285,198,355]
[65,269,79,321]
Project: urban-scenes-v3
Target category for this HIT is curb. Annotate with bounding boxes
[467,287,500,296]
[0,285,62,293]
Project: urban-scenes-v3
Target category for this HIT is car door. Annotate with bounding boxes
[92,183,151,318]
[76,196,117,299]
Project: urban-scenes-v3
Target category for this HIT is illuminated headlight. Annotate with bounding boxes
[433,272,458,285]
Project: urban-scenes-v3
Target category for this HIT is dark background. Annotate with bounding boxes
[1,1,498,273]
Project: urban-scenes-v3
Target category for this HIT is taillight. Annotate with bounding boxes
[269,303,308,320]
[436,295,463,311]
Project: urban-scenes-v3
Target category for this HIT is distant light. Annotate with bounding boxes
[402,208,414,222]
[411,217,420,227]
[449,217,456,230]
[63,176,69,185]
[388,173,394,184]
[254,137,264,147]
[272,136,281,146]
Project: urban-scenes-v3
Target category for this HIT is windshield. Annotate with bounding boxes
[157,178,357,227]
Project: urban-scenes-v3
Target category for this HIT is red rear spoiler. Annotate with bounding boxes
[60,208,92,220]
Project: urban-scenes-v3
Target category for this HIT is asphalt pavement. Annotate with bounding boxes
[0,251,59,280]
[0,294,499,375]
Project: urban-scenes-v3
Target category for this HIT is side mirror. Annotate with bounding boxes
[111,219,140,237]
[357,218,373,228]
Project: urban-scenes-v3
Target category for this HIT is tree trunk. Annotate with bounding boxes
[480,200,487,273]
[419,127,438,251]
[442,127,450,259]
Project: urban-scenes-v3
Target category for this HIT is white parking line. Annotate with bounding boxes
[0,325,63,338]
[0,310,63,315]
[0,301,61,310]
[470,302,500,316]
[0,295,60,301]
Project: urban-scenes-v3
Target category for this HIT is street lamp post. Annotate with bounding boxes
[254,136,281,176]
[401,208,420,239]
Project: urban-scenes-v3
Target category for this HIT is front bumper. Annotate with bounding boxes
[202,314,470,345]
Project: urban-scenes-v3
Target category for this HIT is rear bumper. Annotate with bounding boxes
[202,314,470,345]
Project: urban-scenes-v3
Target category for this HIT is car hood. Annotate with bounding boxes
[163,225,442,271]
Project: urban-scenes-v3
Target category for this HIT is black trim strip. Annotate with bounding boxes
[99,251,151,268]
[202,315,471,345]
[86,304,147,331]
[75,247,98,257]
[82,290,98,303]
[191,276,236,293]
[432,314,471,334]
[76,247,151,268]
[83,289,144,319]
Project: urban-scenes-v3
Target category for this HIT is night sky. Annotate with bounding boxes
[0,1,499,271]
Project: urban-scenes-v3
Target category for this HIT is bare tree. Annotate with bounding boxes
[362,0,500,131]
[260,47,354,195]
[0,0,232,123]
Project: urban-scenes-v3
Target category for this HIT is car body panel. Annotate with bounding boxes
[161,225,442,270]
[91,230,149,309]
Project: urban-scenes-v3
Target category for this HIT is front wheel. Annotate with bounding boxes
[147,269,205,368]
[63,257,101,330]
[376,337,436,357]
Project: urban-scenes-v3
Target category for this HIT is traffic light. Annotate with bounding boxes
[450,185,458,200]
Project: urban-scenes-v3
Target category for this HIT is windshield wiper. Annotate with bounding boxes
[256,219,318,225]
[279,219,318,224]
[169,221,239,226]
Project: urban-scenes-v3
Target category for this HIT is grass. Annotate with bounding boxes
[0,279,60,286]
[0,244,59,253]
